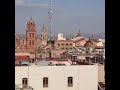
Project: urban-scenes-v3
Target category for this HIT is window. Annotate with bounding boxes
[62,43,64,46]
[30,41,31,45]
[70,48,72,50]
[29,33,31,37]
[22,78,28,88]
[32,33,34,37]
[70,43,72,46]
[61,48,64,50]
[68,77,73,87]
[43,77,48,88]
[66,43,68,46]
[58,43,60,46]
[66,48,68,50]
[32,41,34,45]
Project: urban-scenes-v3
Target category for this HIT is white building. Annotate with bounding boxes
[98,65,105,82]
[15,65,98,90]
[98,39,105,43]
[57,33,66,40]
[97,39,105,47]
[97,41,104,47]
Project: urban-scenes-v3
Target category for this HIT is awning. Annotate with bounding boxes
[21,61,29,65]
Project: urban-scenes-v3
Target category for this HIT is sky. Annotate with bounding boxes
[15,0,105,35]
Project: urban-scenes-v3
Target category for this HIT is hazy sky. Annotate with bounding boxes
[15,0,105,35]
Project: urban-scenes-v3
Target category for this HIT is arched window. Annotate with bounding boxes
[62,43,64,46]
[70,43,72,46]
[29,33,31,37]
[32,41,34,45]
[30,41,31,45]
[43,77,48,87]
[68,77,73,87]
[58,43,60,46]
[66,48,68,50]
[22,78,28,88]
[32,33,34,37]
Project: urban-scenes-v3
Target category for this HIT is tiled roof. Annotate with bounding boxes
[73,38,87,43]
[15,49,35,53]
[15,56,30,61]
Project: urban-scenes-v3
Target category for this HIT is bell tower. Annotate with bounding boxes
[77,29,81,37]
[26,17,37,49]
[41,24,47,46]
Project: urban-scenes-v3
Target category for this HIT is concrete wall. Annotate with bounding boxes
[15,65,98,90]
[98,65,105,82]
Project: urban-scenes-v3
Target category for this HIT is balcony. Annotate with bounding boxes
[15,84,33,90]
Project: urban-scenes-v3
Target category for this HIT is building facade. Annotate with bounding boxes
[15,65,98,90]
[54,40,74,51]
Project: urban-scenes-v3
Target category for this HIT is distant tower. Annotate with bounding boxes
[48,0,53,40]
[26,17,37,49]
[77,29,81,37]
[41,24,47,46]
[91,35,94,40]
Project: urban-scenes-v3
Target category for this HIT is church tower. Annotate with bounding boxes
[41,24,47,46]
[77,29,81,37]
[26,17,37,49]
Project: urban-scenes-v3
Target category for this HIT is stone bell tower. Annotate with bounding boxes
[26,17,37,49]
[41,24,47,46]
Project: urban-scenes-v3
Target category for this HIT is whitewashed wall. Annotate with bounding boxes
[98,65,105,82]
[97,42,104,47]
[57,33,66,40]
[15,65,98,90]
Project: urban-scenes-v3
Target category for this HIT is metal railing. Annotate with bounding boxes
[15,84,33,90]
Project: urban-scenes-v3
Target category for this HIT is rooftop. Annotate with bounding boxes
[71,36,87,41]
[15,56,30,60]
[98,82,105,90]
